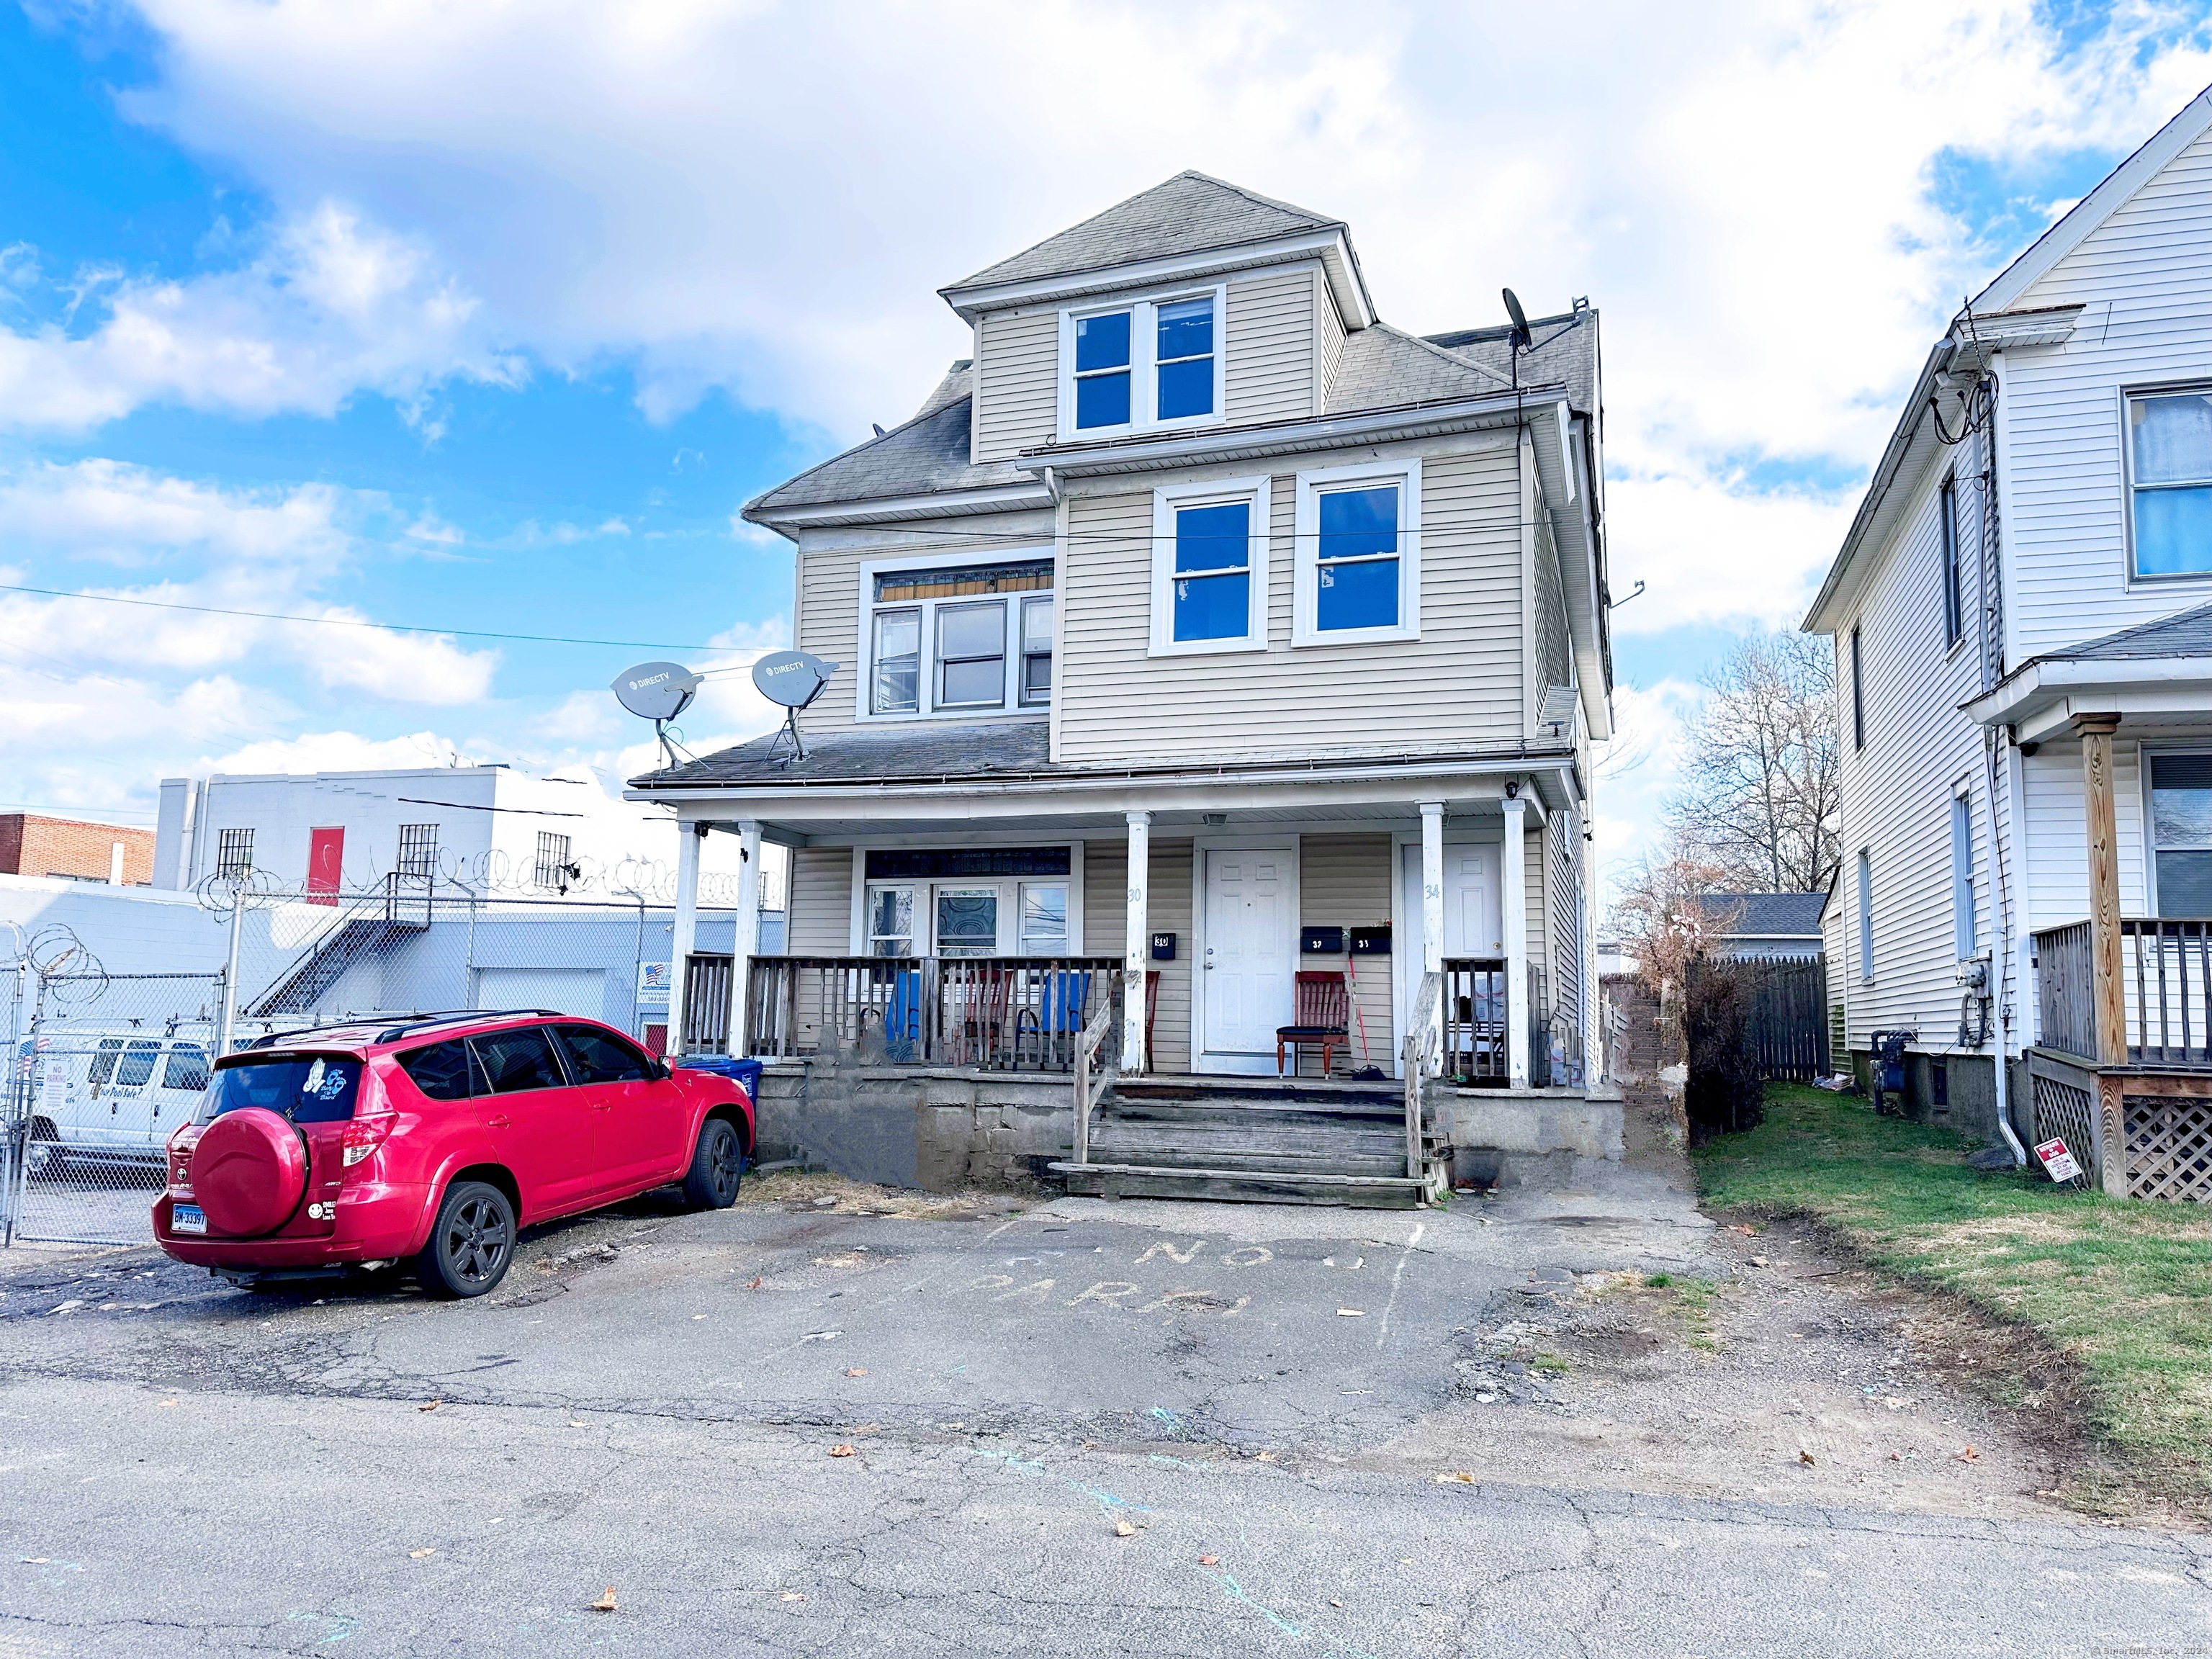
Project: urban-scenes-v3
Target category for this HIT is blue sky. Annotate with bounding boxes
[2,0,2210,904]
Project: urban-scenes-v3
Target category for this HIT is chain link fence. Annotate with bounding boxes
[4,886,743,1246]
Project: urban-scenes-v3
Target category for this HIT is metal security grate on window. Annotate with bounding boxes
[535,831,572,891]
[397,823,439,878]
[216,827,253,879]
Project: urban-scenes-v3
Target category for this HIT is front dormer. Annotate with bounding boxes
[940,172,1376,464]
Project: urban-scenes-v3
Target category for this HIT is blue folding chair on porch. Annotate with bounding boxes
[884,968,924,1063]
[1015,968,1092,1071]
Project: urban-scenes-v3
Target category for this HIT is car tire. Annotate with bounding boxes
[681,1117,744,1210]
[415,1180,516,1300]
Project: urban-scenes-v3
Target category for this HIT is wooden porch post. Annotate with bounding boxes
[725,819,762,1058]
[667,820,702,1058]
[2078,714,2126,1064]
[1419,801,1446,1074]
[1123,811,1150,1074]
[1503,790,1531,1087]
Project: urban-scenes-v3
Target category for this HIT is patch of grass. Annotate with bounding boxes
[1696,1084,2212,1509]
[1529,1352,1572,1375]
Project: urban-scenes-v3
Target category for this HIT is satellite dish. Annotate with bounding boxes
[1501,287,1532,352]
[611,661,701,722]
[750,649,839,711]
[751,650,839,765]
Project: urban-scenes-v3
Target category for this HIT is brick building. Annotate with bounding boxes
[0,814,155,885]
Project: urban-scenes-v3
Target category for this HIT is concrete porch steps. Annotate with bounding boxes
[1050,1079,1442,1208]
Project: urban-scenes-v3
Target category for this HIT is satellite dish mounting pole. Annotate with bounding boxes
[771,703,809,764]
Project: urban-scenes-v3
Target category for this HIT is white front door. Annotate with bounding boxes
[1202,848,1293,1071]
[1401,842,1503,963]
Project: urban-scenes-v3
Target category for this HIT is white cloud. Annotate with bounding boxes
[204,728,471,775]
[0,458,349,566]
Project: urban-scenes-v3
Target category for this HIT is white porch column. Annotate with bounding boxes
[1503,789,1531,1087]
[1419,801,1446,1072]
[667,821,702,1058]
[725,819,762,1058]
[1123,811,1151,1073]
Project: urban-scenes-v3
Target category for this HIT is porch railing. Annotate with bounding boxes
[1442,957,1509,1084]
[742,955,1124,1071]
[1404,971,1441,1179]
[2033,917,2212,1069]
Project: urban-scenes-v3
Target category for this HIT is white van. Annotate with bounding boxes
[17,1035,211,1177]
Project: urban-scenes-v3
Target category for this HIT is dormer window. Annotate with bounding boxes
[1059,285,1223,438]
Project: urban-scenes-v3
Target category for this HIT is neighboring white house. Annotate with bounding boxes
[1803,83,2212,1195]
[154,764,780,909]
[624,172,1618,1203]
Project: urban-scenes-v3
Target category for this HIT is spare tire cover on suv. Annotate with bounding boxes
[194,1107,309,1237]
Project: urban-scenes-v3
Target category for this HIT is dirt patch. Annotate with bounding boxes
[737,1169,1033,1223]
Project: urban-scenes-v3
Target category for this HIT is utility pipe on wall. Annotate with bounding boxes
[1982,727,2026,1164]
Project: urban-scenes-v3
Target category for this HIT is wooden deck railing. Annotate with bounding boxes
[742,955,1123,1071]
[2033,917,2212,1069]
[1442,957,1510,1084]
[1404,970,1441,1179]
[1070,992,1118,1166]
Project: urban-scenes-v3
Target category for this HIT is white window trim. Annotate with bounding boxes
[1949,785,1976,961]
[1148,474,1271,657]
[1292,457,1422,647]
[852,551,1053,724]
[1056,282,1227,441]
[844,841,1086,956]
[2122,380,2212,586]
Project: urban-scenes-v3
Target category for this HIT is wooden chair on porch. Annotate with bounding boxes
[1276,971,1349,1077]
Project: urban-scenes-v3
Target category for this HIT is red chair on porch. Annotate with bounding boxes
[1276,971,1349,1077]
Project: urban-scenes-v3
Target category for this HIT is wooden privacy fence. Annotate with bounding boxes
[1739,957,1829,1081]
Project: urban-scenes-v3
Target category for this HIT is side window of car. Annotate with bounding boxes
[116,1040,161,1088]
[90,1038,124,1088]
[468,1027,567,1095]
[552,1024,653,1085]
[397,1038,480,1102]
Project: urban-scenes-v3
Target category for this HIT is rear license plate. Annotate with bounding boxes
[171,1204,207,1235]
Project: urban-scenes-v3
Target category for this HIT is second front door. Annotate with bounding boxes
[1202,848,1293,1071]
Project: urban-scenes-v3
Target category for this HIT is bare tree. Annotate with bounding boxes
[1663,631,1840,894]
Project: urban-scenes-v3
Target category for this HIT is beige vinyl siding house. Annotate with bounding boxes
[1807,85,2212,1197]
[634,170,1616,1202]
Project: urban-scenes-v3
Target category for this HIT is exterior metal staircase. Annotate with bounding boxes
[246,874,433,1017]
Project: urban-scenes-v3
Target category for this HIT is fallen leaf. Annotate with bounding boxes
[157,1400,178,1408]
[1435,1471,1477,1484]
[1335,1308,1365,1318]
[1799,1451,1815,1467]
[409,1548,436,1559]
[747,1277,763,1290]
[1727,1223,1758,1236]
[1750,1256,1771,1268]
[1330,1598,1344,1608]
[781,1592,805,1603]
[1889,1452,1905,1462]
[590,1586,618,1613]
[1957,1445,1980,1464]
[1114,1519,1136,1537]
[845,1368,868,1377]
[1199,1555,1219,1566]
[418,1400,441,1413]
[828,1444,855,1457]
[569,1420,587,1428]
[692,1314,707,1321]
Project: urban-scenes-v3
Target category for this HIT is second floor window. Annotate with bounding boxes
[1150,475,1269,655]
[1062,288,1221,435]
[1851,624,1865,750]
[535,832,572,891]
[1939,476,1963,647]
[865,559,1053,718]
[1293,459,1421,646]
[2128,387,2212,577]
[216,827,253,879]
[396,822,438,878]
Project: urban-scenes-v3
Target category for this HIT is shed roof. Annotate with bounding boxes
[1694,891,1827,938]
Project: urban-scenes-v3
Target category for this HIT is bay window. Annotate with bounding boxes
[2129,387,2212,577]
[860,557,1052,719]
[1292,459,1421,645]
[1149,475,1270,654]
[1060,286,1223,436]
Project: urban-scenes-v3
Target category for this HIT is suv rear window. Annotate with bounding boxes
[195,1055,364,1125]
[397,1038,482,1102]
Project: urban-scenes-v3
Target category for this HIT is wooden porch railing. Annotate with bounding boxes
[2034,917,2212,1069]
[1442,957,1509,1084]
[1403,970,1441,1180]
[1070,990,1118,1166]
[742,955,1124,1071]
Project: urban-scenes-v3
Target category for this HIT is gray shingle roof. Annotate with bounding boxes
[637,721,1053,788]
[1694,891,1827,938]
[1423,309,1600,419]
[745,372,1035,514]
[950,172,1339,292]
[2046,599,2212,662]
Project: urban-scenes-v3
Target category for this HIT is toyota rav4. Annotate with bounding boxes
[153,1010,756,1298]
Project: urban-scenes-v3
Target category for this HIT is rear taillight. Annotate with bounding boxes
[167,1124,198,1197]
[340,1112,395,1172]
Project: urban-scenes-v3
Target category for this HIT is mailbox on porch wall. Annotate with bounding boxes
[1150,932,1176,961]
[1300,926,1346,954]
[1349,926,1391,955]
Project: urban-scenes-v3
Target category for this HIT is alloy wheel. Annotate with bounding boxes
[443,1194,511,1286]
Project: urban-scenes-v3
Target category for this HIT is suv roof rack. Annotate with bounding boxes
[241,1010,572,1051]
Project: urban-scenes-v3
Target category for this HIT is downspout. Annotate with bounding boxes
[1974,387,2026,1165]
[1983,728,2027,1165]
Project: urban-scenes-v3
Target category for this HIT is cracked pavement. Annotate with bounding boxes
[1,1159,2207,1656]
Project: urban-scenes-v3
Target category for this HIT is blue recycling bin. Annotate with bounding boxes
[675,1054,764,1105]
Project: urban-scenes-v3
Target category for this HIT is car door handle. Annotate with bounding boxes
[485,1114,512,1128]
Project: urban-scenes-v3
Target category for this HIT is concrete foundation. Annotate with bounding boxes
[755,1059,1626,1195]
[1844,1048,2030,1149]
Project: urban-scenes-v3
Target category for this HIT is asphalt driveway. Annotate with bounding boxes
[0,1161,2206,1656]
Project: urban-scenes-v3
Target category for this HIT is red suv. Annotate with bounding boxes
[153,1010,756,1299]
